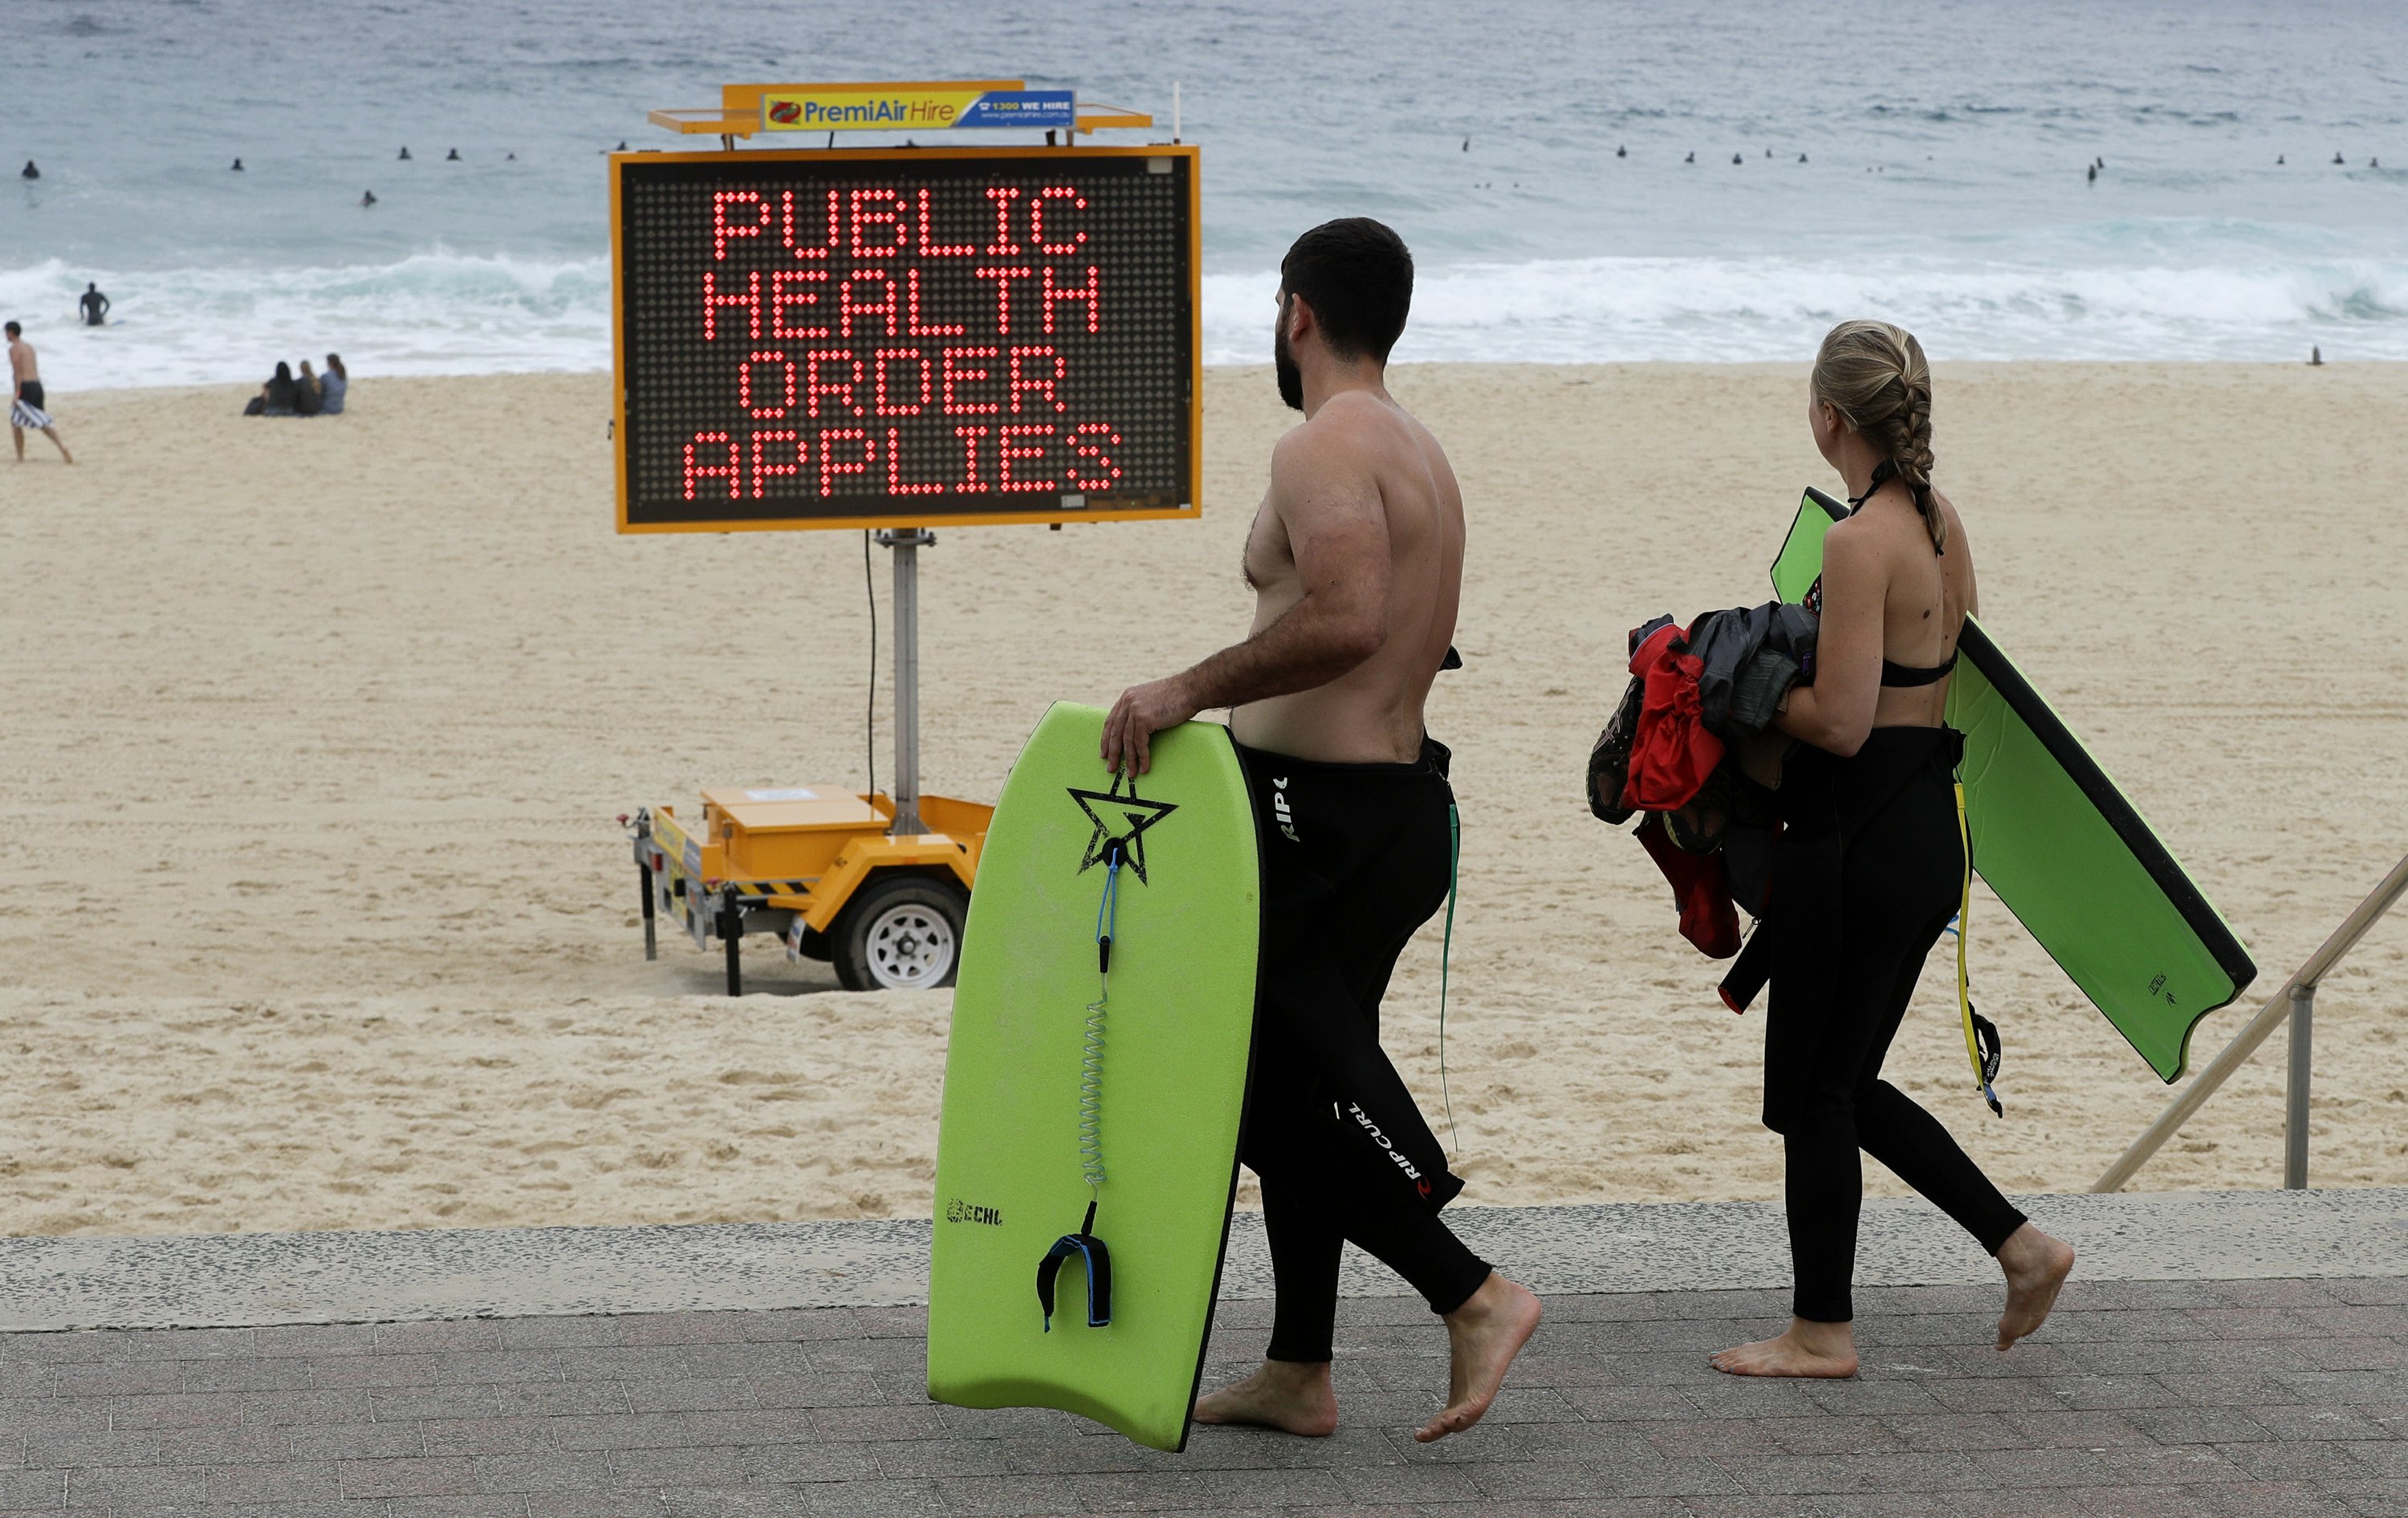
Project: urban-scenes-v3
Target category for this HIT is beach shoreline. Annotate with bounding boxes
[1,362,2402,1238]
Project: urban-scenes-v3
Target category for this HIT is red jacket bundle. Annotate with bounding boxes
[1621,620,1724,812]
[1610,618,1741,961]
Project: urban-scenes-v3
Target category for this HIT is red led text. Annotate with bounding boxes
[690,177,1132,508]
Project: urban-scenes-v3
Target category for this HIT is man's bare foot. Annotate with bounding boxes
[1710,1317,1858,1378]
[1192,1358,1338,1437]
[1995,1222,2075,1349]
[1414,1272,1543,1443]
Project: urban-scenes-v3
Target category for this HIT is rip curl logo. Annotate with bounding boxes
[1271,776,1300,843]
[945,1199,1003,1227]
[1345,1101,1432,1195]
[1067,769,1178,884]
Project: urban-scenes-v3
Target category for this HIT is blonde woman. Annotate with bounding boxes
[1713,320,2075,1378]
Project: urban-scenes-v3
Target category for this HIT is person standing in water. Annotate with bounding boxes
[78,283,110,327]
[7,321,74,463]
[1104,218,1541,1443]
[1713,320,2074,1378]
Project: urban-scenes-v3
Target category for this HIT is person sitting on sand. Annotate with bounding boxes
[251,360,298,417]
[1105,218,1541,1445]
[7,321,75,463]
[319,353,348,415]
[1710,320,2074,1380]
[294,360,323,417]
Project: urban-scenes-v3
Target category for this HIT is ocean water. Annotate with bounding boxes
[4,0,2403,389]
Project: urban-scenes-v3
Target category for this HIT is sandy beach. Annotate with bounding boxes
[1,362,2402,1238]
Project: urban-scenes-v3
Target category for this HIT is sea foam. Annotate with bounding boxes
[0,252,611,391]
[8,241,2403,395]
[1208,251,2408,365]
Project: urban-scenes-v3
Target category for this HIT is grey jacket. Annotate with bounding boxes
[1684,600,1819,739]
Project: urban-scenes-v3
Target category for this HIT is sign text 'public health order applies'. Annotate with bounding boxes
[612,148,1199,532]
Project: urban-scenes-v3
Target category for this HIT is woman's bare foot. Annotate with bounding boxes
[1710,1317,1858,1378]
[1413,1273,1544,1443]
[1995,1222,2076,1350]
[1192,1358,1338,1437]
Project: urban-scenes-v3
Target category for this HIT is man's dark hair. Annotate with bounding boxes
[2,322,18,336]
[1279,218,1413,362]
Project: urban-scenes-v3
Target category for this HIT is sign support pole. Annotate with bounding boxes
[877,527,935,835]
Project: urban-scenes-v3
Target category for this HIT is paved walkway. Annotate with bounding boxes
[4,1190,2406,1516]
[3,1276,2407,1516]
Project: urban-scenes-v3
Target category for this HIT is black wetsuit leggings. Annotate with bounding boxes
[1234,739,1493,1364]
[1783,763,2027,1325]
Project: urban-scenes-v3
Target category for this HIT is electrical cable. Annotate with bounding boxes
[864,529,877,804]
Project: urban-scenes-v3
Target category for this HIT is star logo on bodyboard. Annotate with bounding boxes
[1067,771,1178,885]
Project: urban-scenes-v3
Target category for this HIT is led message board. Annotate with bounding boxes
[611,145,1200,533]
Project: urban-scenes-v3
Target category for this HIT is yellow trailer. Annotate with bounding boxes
[628,784,991,994]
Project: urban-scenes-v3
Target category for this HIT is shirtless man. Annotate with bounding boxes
[1104,219,1540,1445]
[7,322,75,464]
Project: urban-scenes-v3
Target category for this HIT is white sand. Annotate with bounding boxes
[1,363,2402,1236]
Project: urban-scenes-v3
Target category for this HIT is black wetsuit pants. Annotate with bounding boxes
[1775,736,2027,1324]
[1235,738,1492,1363]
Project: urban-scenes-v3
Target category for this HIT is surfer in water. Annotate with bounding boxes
[1104,218,1542,1444]
[1711,320,2074,1378]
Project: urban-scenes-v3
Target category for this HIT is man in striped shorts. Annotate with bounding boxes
[8,321,75,464]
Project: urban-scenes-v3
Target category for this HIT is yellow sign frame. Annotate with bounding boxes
[608,143,1203,535]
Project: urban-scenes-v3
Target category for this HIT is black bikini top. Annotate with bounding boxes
[1845,458,1958,688]
[1881,649,1956,686]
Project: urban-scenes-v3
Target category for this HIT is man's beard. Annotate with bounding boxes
[1273,303,1304,411]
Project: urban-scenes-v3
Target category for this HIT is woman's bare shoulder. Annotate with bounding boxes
[1821,508,1880,564]
[1930,487,1969,549]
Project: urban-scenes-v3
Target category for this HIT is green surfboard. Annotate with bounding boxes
[928,703,1259,1452]
[1772,487,2255,1081]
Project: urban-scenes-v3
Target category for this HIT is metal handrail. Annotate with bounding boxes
[2093,851,2408,1194]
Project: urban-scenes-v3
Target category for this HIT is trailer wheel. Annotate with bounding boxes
[832,875,967,991]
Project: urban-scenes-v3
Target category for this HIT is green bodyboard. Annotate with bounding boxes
[928,703,1259,1452]
[1773,489,2255,1081]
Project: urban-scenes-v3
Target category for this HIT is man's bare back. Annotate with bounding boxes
[1230,389,1464,765]
[8,338,36,389]
[1099,377,1464,777]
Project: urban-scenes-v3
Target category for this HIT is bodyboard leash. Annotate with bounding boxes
[1439,802,1461,1154]
[1953,781,2003,1117]
[1040,836,1121,1329]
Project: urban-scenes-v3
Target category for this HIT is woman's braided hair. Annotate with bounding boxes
[1811,319,1945,552]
